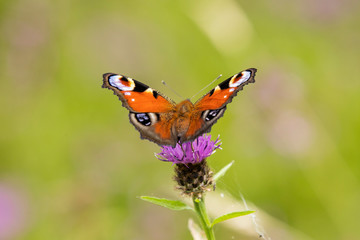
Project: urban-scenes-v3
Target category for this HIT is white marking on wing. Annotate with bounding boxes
[145,88,153,93]
[229,71,251,87]
[109,75,135,91]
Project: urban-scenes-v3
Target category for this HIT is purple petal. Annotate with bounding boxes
[155,134,222,164]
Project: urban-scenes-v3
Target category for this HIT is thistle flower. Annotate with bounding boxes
[156,134,221,164]
[156,134,221,197]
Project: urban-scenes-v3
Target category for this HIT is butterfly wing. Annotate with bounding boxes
[102,73,177,146]
[183,68,257,141]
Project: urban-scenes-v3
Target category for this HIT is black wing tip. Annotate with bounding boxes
[247,68,257,72]
[244,68,257,83]
[103,72,116,78]
[244,68,257,75]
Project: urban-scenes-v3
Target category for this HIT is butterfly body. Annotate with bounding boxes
[103,68,257,146]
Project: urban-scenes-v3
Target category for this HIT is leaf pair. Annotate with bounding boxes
[140,161,254,228]
[140,196,254,226]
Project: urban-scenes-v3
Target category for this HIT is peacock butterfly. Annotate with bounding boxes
[102,68,257,146]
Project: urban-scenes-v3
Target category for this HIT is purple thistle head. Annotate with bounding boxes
[156,134,221,164]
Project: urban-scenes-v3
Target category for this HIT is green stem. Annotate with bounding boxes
[192,195,215,240]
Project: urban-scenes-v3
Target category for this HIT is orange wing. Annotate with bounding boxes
[182,68,257,141]
[103,73,177,145]
[195,68,257,111]
[102,73,174,112]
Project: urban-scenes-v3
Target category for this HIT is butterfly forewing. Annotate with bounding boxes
[181,68,257,142]
[102,73,175,113]
[194,68,256,111]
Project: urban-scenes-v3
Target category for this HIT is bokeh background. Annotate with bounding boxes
[1,0,360,239]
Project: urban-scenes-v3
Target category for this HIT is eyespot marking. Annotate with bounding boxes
[130,112,158,128]
[202,109,224,122]
[135,113,151,126]
[229,70,251,88]
[109,75,135,91]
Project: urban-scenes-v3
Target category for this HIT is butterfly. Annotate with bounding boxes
[102,68,257,147]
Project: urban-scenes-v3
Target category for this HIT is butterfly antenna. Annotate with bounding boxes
[162,80,183,99]
[190,74,222,100]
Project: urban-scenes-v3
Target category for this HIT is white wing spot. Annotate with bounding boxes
[124,92,131,96]
[229,88,235,92]
[145,88,153,93]
[131,98,135,102]
[224,95,227,98]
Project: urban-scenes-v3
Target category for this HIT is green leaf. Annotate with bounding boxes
[213,160,234,182]
[211,210,255,227]
[140,196,193,211]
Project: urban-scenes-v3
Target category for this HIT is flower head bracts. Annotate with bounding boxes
[156,135,221,164]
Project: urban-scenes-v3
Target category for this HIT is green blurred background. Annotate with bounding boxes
[1,0,360,239]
